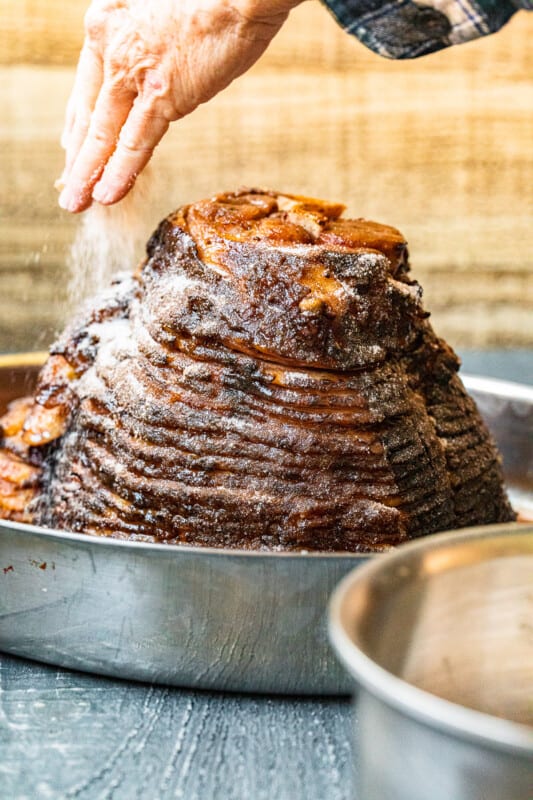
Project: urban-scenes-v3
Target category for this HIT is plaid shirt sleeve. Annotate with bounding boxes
[320,0,532,58]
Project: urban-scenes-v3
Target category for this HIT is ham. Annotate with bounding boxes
[0,189,515,550]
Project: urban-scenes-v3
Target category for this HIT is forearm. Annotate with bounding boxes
[320,0,531,59]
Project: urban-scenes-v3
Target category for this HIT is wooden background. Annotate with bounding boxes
[0,0,532,353]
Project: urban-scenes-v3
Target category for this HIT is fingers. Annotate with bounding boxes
[61,43,104,173]
[61,90,77,152]
[59,79,136,213]
[92,99,171,205]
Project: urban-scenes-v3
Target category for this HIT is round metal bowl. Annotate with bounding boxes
[1,354,532,695]
[329,525,533,799]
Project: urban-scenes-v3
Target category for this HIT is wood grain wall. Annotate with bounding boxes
[0,0,532,353]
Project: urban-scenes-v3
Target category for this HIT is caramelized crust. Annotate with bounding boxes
[0,189,515,550]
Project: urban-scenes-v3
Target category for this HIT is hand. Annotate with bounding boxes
[59,0,302,213]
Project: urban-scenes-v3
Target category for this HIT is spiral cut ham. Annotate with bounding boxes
[0,189,515,551]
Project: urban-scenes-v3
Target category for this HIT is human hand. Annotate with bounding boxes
[58,0,302,213]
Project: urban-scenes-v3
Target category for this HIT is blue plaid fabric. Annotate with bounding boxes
[321,0,532,58]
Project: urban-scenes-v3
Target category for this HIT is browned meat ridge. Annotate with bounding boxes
[0,189,515,550]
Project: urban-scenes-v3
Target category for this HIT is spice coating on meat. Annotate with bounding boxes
[0,189,515,550]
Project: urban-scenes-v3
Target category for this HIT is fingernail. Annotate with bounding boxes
[58,186,80,212]
[92,183,113,204]
[58,187,72,210]
[54,174,66,193]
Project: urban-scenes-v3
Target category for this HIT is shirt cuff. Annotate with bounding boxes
[320,0,522,59]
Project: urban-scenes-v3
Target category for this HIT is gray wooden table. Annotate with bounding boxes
[0,655,354,800]
[0,351,531,800]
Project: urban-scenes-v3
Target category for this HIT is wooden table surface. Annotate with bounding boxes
[0,654,354,800]
[0,351,531,800]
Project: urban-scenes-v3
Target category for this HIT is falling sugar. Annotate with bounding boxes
[68,166,154,308]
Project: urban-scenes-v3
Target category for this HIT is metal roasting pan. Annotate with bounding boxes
[0,353,532,695]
